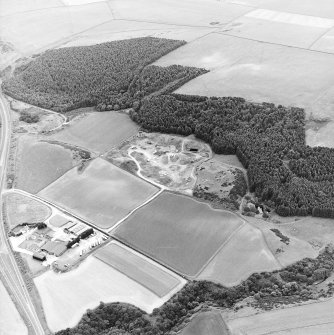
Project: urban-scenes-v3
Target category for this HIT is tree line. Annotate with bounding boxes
[56,245,334,335]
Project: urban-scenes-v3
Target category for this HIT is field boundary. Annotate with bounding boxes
[94,241,181,298]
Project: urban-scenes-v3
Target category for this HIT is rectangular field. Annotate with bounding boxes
[113,192,243,276]
[95,242,181,297]
[51,111,139,153]
[38,158,158,229]
[181,311,229,335]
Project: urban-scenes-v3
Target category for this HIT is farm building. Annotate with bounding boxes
[41,241,67,257]
[63,221,76,233]
[33,252,46,262]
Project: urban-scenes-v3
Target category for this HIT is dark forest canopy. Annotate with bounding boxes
[3,37,334,218]
[2,37,206,112]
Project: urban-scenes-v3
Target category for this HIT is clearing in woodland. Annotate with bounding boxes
[38,158,158,229]
[50,110,139,153]
[113,191,243,277]
[95,241,183,297]
[106,132,210,193]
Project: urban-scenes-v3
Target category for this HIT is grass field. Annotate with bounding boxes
[181,311,229,335]
[228,298,334,335]
[114,192,243,276]
[0,2,112,53]
[51,111,139,153]
[35,256,176,332]
[0,280,28,335]
[197,224,280,287]
[95,241,182,297]
[38,158,158,229]
[16,136,75,194]
[5,192,51,228]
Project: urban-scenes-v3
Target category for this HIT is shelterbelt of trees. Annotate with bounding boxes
[2,37,206,112]
[57,245,334,335]
[132,94,334,218]
[3,37,334,218]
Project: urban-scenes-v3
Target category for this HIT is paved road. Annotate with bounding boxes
[0,91,45,335]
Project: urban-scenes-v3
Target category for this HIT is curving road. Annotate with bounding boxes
[0,91,45,335]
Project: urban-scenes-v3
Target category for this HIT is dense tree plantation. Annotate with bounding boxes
[56,245,334,335]
[2,38,205,112]
[4,37,334,218]
[131,94,334,217]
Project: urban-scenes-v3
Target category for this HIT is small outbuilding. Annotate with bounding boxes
[33,252,46,262]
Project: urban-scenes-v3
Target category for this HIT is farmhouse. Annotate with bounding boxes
[41,241,67,257]
[33,252,46,262]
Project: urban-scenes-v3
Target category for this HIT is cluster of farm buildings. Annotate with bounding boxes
[9,213,108,267]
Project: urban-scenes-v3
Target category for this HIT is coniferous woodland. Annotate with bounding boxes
[132,94,334,218]
[2,37,205,112]
[57,245,334,335]
[3,36,334,217]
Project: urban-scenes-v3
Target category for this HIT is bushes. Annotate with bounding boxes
[19,110,40,123]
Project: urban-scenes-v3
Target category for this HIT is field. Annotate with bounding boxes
[0,1,113,53]
[154,32,334,148]
[34,256,179,332]
[106,132,210,192]
[0,280,28,335]
[5,192,51,228]
[95,241,184,297]
[197,224,280,287]
[51,110,139,153]
[113,192,243,276]
[228,298,334,335]
[38,158,158,229]
[61,20,215,48]
[181,311,229,335]
[15,136,75,193]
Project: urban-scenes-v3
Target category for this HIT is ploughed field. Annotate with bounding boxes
[38,157,159,229]
[50,110,139,153]
[95,242,182,297]
[113,191,244,276]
